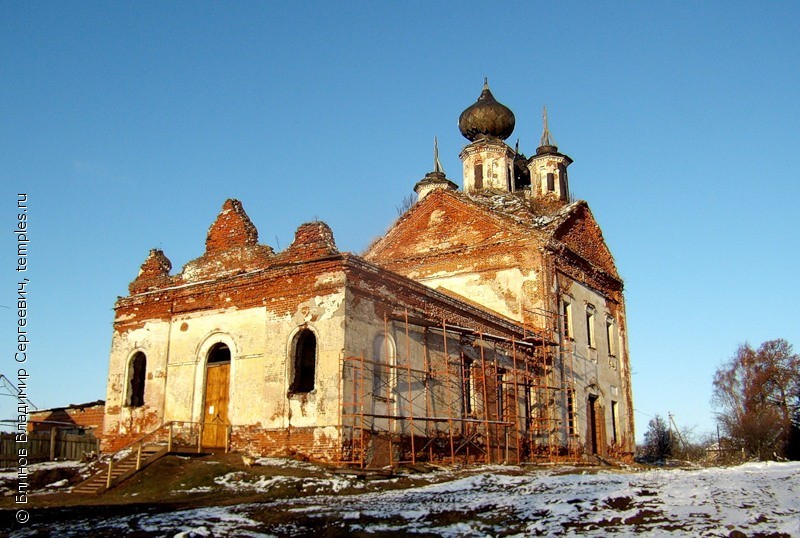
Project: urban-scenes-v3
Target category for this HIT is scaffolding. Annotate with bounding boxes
[338,307,580,467]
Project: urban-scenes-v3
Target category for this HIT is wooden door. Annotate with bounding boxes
[587,396,607,456]
[587,396,599,455]
[202,362,230,448]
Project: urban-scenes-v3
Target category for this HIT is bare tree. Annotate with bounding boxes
[712,339,800,460]
[396,194,416,217]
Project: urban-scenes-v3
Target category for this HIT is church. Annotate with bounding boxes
[101,82,634,466]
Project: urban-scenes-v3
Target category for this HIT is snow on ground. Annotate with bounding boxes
[212,469,363,494]
[7,461,800,537]
[0,460,84,481]
[10,505,272,538]
[269,461,800,536]
[0,460,88,496]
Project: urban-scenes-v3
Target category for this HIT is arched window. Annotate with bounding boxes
[372,334,395,394]
[291,329,317,393]
[126,352,146,407]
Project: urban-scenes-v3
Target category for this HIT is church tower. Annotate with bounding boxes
[458,79,517,194]
[527,106,573,202]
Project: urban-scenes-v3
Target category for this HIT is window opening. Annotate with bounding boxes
[496,370,507,420]
[291,329,317,393]
[372,334,394,394]
[567,388,577,436]
[474,163,483,190]
[562,300,572,339]
[611,401,619,445]
[462,356,477,416]
[126,352,146,408]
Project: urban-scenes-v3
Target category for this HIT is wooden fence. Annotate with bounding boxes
[0,430,100,466]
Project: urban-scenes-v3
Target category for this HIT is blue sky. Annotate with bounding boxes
[1,2,798,442]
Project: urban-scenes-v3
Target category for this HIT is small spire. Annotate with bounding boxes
[434,136,445,175]
[483,77,489,89]
[540,105,557,148]
[514,138,520,154]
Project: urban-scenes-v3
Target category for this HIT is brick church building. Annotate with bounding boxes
[101,83,634,465]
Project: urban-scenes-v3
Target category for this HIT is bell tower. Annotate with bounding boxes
[527,106,573,202]
[458,79,517,194]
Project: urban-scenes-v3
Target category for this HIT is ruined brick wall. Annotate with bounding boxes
[103,200,346,455]
[102,194,634,462]
[230,425,340,461]
[29,402,105,439]
[365,190,635,460]
[552,203,619,279]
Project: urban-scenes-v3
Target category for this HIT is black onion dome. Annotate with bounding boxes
[458,81,515,141]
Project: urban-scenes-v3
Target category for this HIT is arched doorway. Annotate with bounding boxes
[202,343,231,448]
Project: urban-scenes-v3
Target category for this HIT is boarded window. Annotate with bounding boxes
[567,388,577,436]
[562,300,572,339]
[496,370,507,420]
[372,334,394,394]
[474,163,483,190]
[611,401,619,445]
[586,306,596,347]
[127,352,146,408]
[292,329,317,393]
[546,172,555,192]
[462,356,477,416]
[606,319,615,356]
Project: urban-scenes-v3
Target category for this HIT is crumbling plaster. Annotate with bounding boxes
[105,285,347,449]
[557,276,631,450]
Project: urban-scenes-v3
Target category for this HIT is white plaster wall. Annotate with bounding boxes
[104,319,170,437]
[460,144,515,193]
[420,267,538,323]
[163,307,265,426]
[106,283,347,439]
[528,155,568,199]
[560,279,631,449]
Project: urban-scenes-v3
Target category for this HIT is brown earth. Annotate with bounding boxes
[0,453,469,535]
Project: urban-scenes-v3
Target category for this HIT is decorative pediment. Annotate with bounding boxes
[552,203,619,279]
[180,199,274,282]
[365,190,526,263]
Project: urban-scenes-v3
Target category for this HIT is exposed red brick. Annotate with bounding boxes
[205,198,259,253]
[230,426,339,461]
[29,401,105,439]
[284,221,339,261]
[553,203,619,280]
[129,249,174,294]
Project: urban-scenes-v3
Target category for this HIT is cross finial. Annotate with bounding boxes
[434,136,445,174]
[540,105,556,147]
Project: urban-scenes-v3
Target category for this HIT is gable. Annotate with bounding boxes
[365,190,533,263]
[552,203,619,279]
